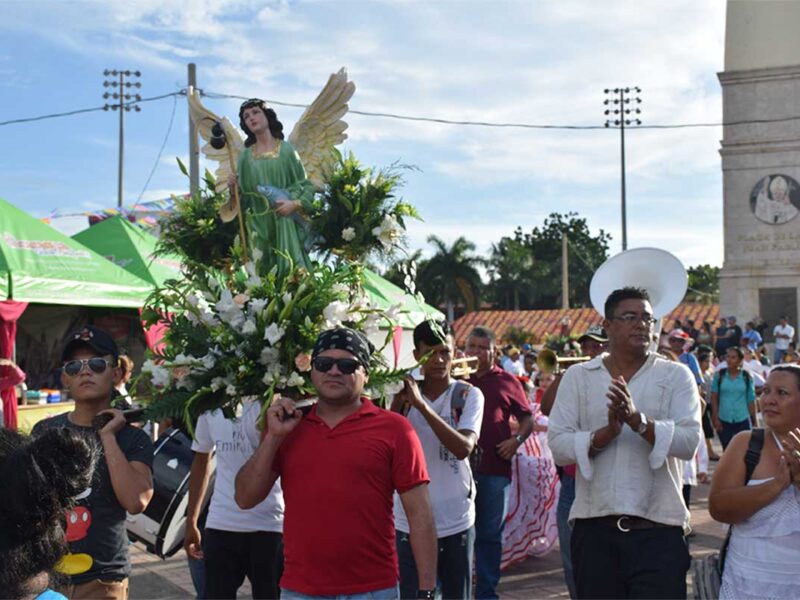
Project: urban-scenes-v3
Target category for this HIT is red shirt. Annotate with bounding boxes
[273,398,429,596]
[470,366,532,479]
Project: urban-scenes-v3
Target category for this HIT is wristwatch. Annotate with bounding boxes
[636,413,648,434]
[417,590,435,599]
[514,433,527,444]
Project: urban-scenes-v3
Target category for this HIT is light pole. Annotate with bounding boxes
[103,70,142,208]
[604,87,642,251]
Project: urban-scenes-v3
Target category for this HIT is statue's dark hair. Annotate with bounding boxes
[238,99,285,146]
[604,286,651,319]
[0,428,98,599]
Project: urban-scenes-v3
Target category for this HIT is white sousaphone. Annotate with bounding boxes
[589,248,688,335]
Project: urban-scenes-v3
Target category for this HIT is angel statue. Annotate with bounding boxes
[188,68,355,274]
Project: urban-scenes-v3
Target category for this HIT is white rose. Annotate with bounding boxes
[341,227,356,241]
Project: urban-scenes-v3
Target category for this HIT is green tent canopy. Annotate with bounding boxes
[72,216,182,287]
[0,198,153,307]
[361,268,443,329]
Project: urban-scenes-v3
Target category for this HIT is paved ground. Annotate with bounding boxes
[130,454,725,599]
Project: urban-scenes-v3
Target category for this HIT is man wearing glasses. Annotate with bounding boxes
[33,326,154,600]
[548,288,701,599]
[235,327,438,600]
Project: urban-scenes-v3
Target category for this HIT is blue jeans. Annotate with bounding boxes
[397,527,474,600]
[280,585,398,600]
[556,473,577,599]
[775,348,787,365]
[187,554,205,600]
[474,474,510,599]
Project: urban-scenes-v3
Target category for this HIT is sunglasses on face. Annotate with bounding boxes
[312,356,361,374]
[63,358,115,376]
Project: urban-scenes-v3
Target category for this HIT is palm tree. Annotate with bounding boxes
[418,235,483,322]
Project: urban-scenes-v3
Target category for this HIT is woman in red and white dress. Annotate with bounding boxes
[501,371,560,569]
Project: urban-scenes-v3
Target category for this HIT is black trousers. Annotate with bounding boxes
[571,518,690,599]
[203,528,284,599]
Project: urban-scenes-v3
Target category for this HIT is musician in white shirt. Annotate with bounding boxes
[548,287,701,599]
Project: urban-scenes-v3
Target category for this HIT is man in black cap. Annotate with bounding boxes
[235,327,438,599]
[32,325,154,600]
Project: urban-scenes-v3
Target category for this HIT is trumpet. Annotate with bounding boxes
[451,356,479,378]
[536,349,590,374]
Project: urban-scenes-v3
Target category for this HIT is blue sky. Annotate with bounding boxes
[1,0,726,269]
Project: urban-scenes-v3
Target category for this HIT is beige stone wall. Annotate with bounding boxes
[725,0,800,72]
[719,60,800,321]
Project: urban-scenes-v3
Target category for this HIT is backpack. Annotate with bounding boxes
[449,381,482,472]
[718,367,751,388]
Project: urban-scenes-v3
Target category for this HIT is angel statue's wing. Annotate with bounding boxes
[288,68,356,189]
[187,86,245,193]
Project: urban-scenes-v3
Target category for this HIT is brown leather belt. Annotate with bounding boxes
[590,515,673,532]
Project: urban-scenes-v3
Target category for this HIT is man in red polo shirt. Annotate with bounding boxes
[465,326,533,599]
[235,327,437,599]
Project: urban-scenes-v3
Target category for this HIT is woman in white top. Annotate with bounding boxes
[709,364,800,600]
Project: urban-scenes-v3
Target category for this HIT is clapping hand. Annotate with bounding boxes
[606,376,637,428]
[781,427,800,488]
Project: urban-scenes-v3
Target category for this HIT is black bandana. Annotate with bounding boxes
[312,327,374,371]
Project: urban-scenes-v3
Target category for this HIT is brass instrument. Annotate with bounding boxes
[536,348,590,374]
[451,356,478,378]
[589,247,688,351]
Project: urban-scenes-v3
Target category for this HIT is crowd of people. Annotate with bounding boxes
[3,300,800,600]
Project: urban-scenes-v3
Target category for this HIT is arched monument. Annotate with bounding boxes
[719,0,800,336]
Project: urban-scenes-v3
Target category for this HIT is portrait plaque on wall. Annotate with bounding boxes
[750,174,800,225]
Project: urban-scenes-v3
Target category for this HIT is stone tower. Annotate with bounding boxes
[719,0,800,336]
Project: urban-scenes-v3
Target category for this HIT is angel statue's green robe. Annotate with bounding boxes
[237,140,316,275]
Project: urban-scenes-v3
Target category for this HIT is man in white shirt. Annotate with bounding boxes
[184,400,284,599]
[391,320,484,600]
[548,287,701,599]
[773,316,795,364]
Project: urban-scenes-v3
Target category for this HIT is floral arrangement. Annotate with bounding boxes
[139,151,428,429]
[141,252,409,428]
[155,162,240,269]
[308,152,420,262]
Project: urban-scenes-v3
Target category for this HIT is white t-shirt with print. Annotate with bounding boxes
[773,324,795,350]
[192,400,284,533]
[393,381,484,537]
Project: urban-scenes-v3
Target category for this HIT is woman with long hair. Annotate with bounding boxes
[228,99,316,274]
[709,364,800,599]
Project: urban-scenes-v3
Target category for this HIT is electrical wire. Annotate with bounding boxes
[5,87,800,132]
[201,89,800,131]
[137,93,178,202]
[0,91,185,127]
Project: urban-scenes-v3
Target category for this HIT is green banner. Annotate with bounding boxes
[361,268,443,329]
[0,198,153,307]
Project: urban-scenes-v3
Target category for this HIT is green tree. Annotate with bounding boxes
[486,236,538,310]
[418,235,484,322]
[685,264,720,304]
[487,213,611,309]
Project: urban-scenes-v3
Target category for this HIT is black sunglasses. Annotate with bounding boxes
[63,358,115,377]
[312,356,361,374]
